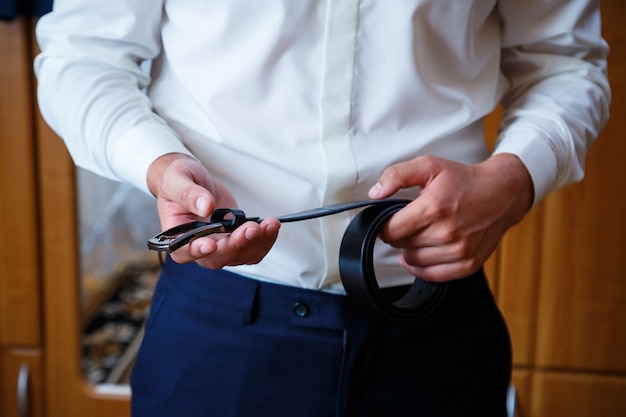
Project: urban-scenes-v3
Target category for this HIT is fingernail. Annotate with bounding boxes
[196,196,209,215]
[265,224,279,235]
[369,182,383,198]
[199,244,212,255]
[245,227,258,240]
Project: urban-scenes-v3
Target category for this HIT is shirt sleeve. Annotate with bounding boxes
[34,0,194,195]
[493,0,611,206]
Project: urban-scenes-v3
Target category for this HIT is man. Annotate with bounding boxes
[35,1,610,416]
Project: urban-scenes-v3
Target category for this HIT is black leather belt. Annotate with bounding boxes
[338,200,447,321]
[147,199,446,321]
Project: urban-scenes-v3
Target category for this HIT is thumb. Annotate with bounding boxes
[368,157,434,199]
[160,158,217,217]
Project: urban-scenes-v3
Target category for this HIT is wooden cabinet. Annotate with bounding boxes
[0,17,44,417]
[36,105,131,417]
[0,17,131,417]
[1,2,625,415]
[1,350,44,417]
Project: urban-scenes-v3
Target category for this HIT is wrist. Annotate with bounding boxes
[479,153,534,224]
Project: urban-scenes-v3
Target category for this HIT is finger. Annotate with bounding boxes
[397,255,480,283]
[168,235,219,265]
[230,218,281,264]
[168,228,246,266]
[156,156,227,222]
[399,243,468,268]
[377,199,433,243]
[223,219,277,251]
[368,156,437,199]
[196,219,280,269]
[160,171,216,218]
[382,214,463,248]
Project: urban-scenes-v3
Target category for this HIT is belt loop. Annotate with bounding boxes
[241,282,260,325]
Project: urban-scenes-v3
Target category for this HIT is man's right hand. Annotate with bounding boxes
[147,153,280,269]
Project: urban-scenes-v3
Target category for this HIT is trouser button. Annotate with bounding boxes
[292,301,310,317]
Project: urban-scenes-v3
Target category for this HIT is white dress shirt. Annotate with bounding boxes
[34,0,610,291]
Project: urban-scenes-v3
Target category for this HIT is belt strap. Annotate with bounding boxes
[147,199,446,321]
[338,200,447,321]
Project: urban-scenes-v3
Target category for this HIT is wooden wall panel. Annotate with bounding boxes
[531,372,626,417]
[534,0,626,371]
[0,18,41,346]
[497,206,544,367]
[536,184,626,371]
[510,370,533,417]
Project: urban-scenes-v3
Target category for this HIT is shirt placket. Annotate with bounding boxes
[318,0,360,285]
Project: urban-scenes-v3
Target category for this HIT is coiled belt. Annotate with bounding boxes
[148,199,446,321]
[338,200,447,321]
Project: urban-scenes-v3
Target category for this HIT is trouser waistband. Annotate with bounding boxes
[161,257,493,330]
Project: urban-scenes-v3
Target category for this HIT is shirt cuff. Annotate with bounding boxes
[108,122,196,195]
[493,126,558,207]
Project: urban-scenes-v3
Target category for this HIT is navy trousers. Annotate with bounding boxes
[130,259,511,417]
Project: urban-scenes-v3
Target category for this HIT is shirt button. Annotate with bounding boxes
[292,301,310,317]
